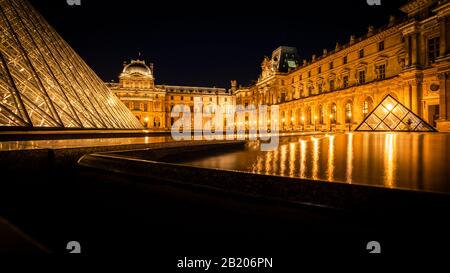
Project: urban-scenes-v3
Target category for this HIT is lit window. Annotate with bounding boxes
[331,103,337,124]
[343,76,349,88]
[376,64,386,80]
[428,37,440,64]
[345,101,353,123]
[329,80,335,91]
[363,99,372,117]
[359,70,366,84]
[319,105,324,124]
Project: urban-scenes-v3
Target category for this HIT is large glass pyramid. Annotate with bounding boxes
[355,95,436,132]
[0,0,142,129]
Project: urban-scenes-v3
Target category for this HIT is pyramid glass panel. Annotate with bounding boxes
[391,104,409,120]
[356,95,436,132]
[384,113,401,130]
[0,0,142,129]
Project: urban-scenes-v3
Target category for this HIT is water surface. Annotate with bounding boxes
[171,133,450,194]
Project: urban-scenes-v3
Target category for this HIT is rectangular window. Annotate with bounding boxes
[171,96,174,100]
[181,96,184,101]
[318,66,322,74]
[318,83,323,93]
[329,80,335,91]
[359,49,364,59]
[299,75,303,81]
[379,41,385,51]
[343,56,348,64]
[329,62,334,70]
[377,64,386,80]
[428,37,440,64]
[359,70,366,84]
[308,71,311,78]
[343,76,349,88]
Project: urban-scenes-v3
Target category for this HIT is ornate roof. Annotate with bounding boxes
[122,60,153,78]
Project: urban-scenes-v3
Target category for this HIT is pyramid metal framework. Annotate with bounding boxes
[355,95,436,132]
[0,0,142,129]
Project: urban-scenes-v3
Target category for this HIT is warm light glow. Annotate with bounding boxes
[386,104,394,111]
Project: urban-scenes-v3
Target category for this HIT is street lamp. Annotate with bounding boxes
[329,114,333,132]
[301,116,305,131]
[143,116,149,128]
[314,116,318,131]
[348,113,352,131]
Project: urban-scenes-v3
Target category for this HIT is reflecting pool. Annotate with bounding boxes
[171,133,450,194]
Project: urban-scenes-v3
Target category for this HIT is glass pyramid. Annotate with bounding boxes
[355,95,436,132]
[0,0,142,129]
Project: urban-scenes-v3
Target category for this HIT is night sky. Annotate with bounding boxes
[29,0,407,88]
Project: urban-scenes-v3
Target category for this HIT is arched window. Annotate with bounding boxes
[330,103,337,124]
[363,97,373,117]
[319,105,324,124]
[345,101,353,123]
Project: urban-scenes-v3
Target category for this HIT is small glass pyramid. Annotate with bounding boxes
[355,95,436,132]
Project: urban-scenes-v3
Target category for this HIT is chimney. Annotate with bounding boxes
[231,80,238,92]
[389,15,396,26]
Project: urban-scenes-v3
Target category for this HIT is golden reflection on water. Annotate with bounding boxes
[280,144,287,177]
[289,142,296,177]
[179,133,450,193]
[346,133,353,184]
[327,135,335,182]
[312,137,320,180]
[299,140,307,179]
[384,133,397,188]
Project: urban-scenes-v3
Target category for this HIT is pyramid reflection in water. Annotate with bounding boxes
[0,0,142,129]
[355,95,436,132]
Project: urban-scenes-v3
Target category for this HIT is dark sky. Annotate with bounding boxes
[28,0,407,88]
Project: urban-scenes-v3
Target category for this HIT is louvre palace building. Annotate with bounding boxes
[107,60,234,129]
[234,0,450,132]
[110,0,450,132]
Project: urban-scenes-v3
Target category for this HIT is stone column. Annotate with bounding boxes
[411,33,419,66]
[438,72,449,121]
[403,84,412,109]
[405,35,411,67]
[410,79,423,116]
[439,17,448,57]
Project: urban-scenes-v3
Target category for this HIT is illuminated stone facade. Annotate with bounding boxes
[108,60,234,129]
[235,0,450,132]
